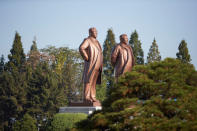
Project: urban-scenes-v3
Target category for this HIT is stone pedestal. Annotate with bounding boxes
[59,106,102,115]
[59,100,102,115]
[69,101,101,107]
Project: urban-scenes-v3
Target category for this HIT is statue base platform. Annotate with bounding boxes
[69,101,101,107]
[59,101,102,115]
[59,106,102,115]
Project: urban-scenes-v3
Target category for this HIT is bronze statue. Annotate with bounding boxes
[111,34,135,81]
[79,27,103,104]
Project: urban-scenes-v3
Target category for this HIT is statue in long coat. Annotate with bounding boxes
[111,34,135,81]
[79,27,103,103]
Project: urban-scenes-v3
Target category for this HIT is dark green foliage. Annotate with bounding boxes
[96,74,107,102]
[103,29,116,95]
[77,58,197,130]
[176,40,191,63]
[0,33,27,129]
[12,113,37,131]
[25,62,67,117]
[0,69,27,129]
[0,55,5,73]
[47,113,87,131]
[129,30,144,65]
[7,32,26,72]
[25,45,66,127]
[147,38,161,63]
[0,37,84,129]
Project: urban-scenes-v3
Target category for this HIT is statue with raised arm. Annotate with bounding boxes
[111,34,135,81]
[79,27,103,105]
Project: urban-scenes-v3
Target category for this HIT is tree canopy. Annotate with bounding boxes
[30,38,38,52]
[77,58,197,130]
[129,30,144,65]
[7,32,26,72]
[176,40,191,63]
[103,29,116,95]
[147,38,161,63]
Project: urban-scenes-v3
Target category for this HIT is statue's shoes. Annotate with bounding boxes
[91,98,99,102]
[85,98,93,103]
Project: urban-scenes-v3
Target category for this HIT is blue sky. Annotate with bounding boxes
[0,0,197,67]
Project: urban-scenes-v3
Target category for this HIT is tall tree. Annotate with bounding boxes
[26,38,41,68]
[0,55,5,73]
[4,32,27,115]
[103,29,116,95]
[26,62,66,117]
[147,38,161,63]
[176,40,191,63]
[0,32,27,130]
[129,30,144,64]
[30,37,38,52]
[7,32,26,72]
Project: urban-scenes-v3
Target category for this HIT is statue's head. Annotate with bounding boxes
[89,27,97,38]
[120,34,128,44]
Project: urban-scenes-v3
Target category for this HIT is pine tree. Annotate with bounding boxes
[147,38,161,63]
[27,38,41,68]
[7,32,26,72]
[176,40,191,63]
[0,32,27,130]
[0,55,5,73]
[30,37,38,52]
[129,30,144,65]
[103,29,116,95]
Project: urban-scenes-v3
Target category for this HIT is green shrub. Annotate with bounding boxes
[47,113,87,131]
[12,113,37,131]
[77,58,197,130]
